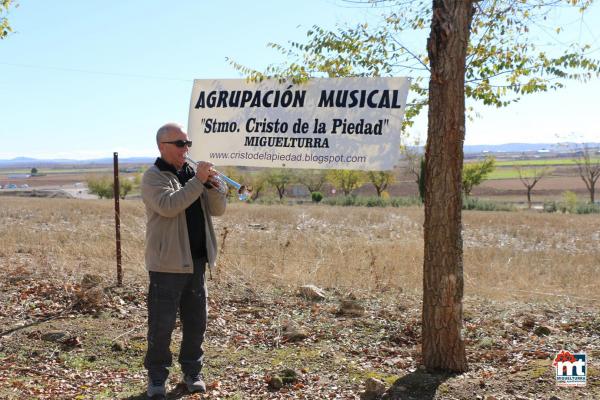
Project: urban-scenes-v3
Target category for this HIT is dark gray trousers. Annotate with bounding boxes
[144,259,207,382]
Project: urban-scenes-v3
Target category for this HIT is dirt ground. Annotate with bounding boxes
[0,267,597,399]
[474,177,589,199]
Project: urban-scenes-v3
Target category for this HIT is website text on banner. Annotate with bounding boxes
[187,77,410,171]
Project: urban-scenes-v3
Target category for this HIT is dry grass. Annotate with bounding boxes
[1,197,598,305]
[216,204,424,294]
[0,197,147,285]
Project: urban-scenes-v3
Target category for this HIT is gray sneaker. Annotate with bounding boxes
[183,374,206,393]
[147,378,166,399]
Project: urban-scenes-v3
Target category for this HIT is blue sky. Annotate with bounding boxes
[1,1,599,159]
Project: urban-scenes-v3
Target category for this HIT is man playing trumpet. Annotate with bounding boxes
[141,122,226,399]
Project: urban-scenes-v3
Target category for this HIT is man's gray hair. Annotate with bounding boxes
[156,123,184,146]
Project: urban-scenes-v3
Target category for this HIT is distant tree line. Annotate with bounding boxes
[86,150,600,208]
[84,159,500,203]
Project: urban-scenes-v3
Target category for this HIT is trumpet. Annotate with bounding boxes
[185,156,252,201]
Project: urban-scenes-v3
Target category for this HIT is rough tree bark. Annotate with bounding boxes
[422,0,476,372]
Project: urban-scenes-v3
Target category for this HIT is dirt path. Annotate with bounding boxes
[0,266,597,399]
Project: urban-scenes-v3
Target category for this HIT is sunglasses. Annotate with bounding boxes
[161,140,192,148]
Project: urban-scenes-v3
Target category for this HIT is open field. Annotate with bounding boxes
[0,168,114,175]
[473,176,590,202]
[0,171,139,193]
[0,197,598,398]
[485,168,556,180]
[1,198,599,299]
[475,158,600,167]
[476,163,588,181]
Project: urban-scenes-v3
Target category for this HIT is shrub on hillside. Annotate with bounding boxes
[543,201,558,213]
[560,191,578,213]
[323,195,360,206]
[252,196,281,205]
[575,203,600,214]
[390,197,422,207]
[87,176,114,199]
[365,197,387,207]
[86,176,135,199]
[119,179,134,199]
[322,195,421,208]
[462,197,515,212]
[544,198,600,214]
[311,191,323,203]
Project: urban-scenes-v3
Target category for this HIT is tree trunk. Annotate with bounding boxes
[422,0,474,372]
[527,187,532,209]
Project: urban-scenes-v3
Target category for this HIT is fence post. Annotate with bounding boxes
[113,152,123,286]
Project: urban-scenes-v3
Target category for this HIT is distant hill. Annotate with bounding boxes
[405,142,599,155]
[463,142,598,154]
[0,157,155,168]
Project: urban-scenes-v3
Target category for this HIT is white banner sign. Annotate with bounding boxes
[187,77,410,170]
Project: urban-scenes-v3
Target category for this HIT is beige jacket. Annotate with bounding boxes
[141,165,226,273]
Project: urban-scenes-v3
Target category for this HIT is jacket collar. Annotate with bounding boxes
[155,157,195,182]
[155,157,179,174]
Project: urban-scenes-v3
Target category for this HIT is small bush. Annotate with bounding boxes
[86,176,135,199]
[322,195,421,208]
[561,191,578,213]
[119,180,134,199]
[543,201,558,213]
[365,197,387,207]
[545,196,600,214]
[341,195,359,206]
[311,192,323,203]
[575,203,600,214]
[322,195,363,207]
[87,176,114,199]
[253,196,281,205]
[390,197,422,207]
[463,197,515,212]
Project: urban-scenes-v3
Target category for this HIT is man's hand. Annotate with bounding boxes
[194,161,214,184]
[207,173,223,191]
